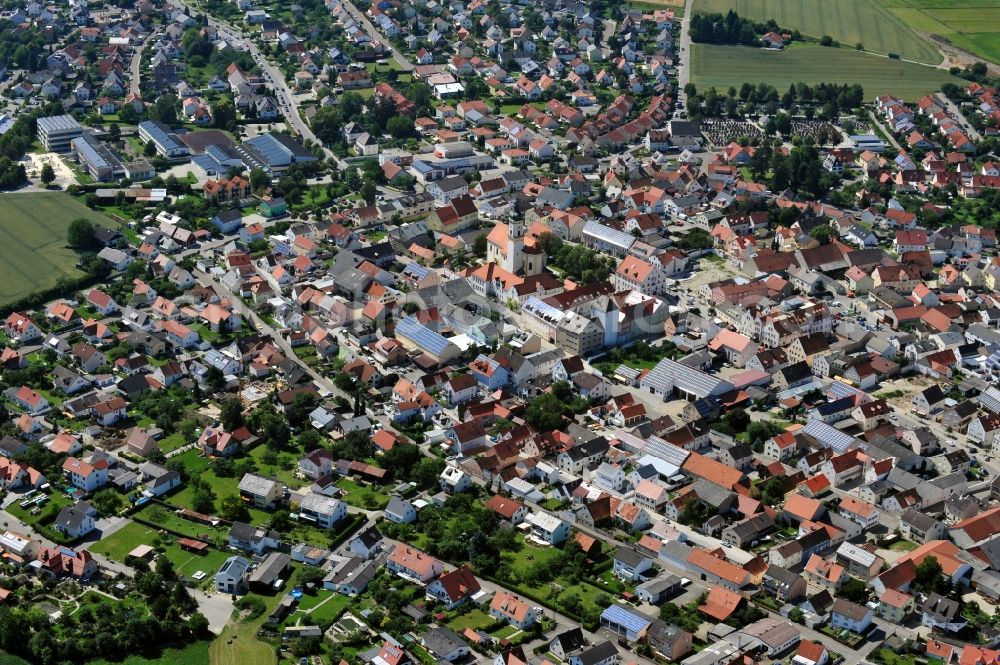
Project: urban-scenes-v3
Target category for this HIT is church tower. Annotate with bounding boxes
[504,218,525,275]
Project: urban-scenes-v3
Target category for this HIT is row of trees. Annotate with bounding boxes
[689,11,794,46]
[685,82,863,120]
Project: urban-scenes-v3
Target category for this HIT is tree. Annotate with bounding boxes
[914,556,947,594]
[311,106,341,145]
[387,116,415,139]
[192,486,216,514]
[472,233,488,257]
[287,391,320,428]
[412,457,445,487]
[298,429,323,451]
[220,494,250,522]
[212,457,236,478]
[249,168,270,192]
[525,392,566,432]
[360,180,377,205]
[298,566,327,590]
[220,397,244,431]
[213,98,237,132]
[40,163,55,186]
[144,140,157,157]
[677,228,712,251]
[809,225,832,245]
[204,367,225,392]
[67,218,96,250]
[92,488,125,516]
[149,94,178,126]
[839,577,869,603]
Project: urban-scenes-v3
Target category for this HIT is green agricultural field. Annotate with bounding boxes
[695,0,941,63]
[690,42,964,101]
[879,0,1000,64]
[0,192,120,307]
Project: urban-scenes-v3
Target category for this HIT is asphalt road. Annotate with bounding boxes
[129,42,146,96]
[676,0,694,100]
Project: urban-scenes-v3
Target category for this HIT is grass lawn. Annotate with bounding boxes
[133,503,225,541]
[89,521,159,561]
[690,42,964,101]
[491,625,521,640]
[503,535,563,575]
[159,432,188,453]
[247,445,307,490]
[335,478,390,509]
[868,649,916,665]
[879,0,1000,65]
[90,640,211,665]
[695,0,941,63]
[0,192,121,307]
[498,102,545,116]
[446,608,494,632]
[210,618,276,665]
[365,61,407,73]
[168,470,271,526]
[171,448,214,475]
[288,593,351,626]
[888,539,919,552]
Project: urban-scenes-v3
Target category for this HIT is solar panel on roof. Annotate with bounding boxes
[601,604,651,632]
[645,436,690,466]
[404,262,430,279]
[397,316,451,356]
[802,420,855,452]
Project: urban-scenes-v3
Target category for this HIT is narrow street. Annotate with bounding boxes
[867,111,902,151]
[340,0,414,72]
[676,0,695,96]
[129,42,146,96]
[939,94,982,143]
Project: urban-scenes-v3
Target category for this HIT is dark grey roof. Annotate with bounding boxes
[614,546,648,568]
[422,628,467,658]
[764,564,801,589]
[922,593,961,622]
[551,627,586,653]
[353,525,382,549]
[570,641,619,665]
[248,551,291,585]
[900,507,939,532]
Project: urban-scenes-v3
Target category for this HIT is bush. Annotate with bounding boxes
[888,52,900,59]
[235,596,267,620]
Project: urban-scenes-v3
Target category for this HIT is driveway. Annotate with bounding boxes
[193,588,236,634]
[95,515,131,539]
